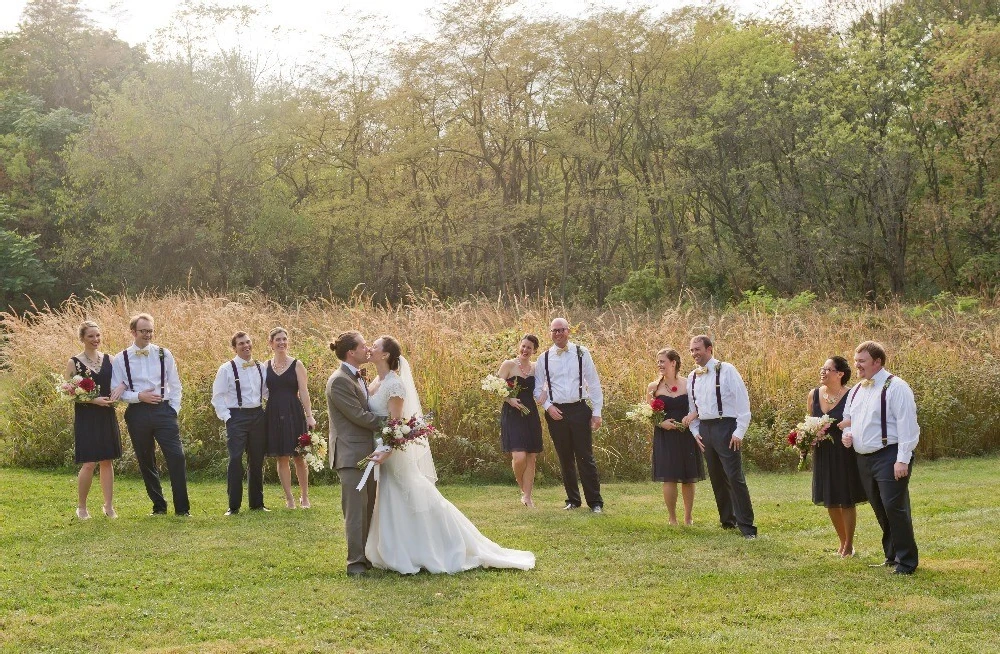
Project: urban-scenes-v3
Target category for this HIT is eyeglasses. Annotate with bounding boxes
[136,329,154,335]
[550,328,568,333]
[819,367,837,374]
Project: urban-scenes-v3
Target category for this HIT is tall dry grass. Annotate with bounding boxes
[2,291,998,482]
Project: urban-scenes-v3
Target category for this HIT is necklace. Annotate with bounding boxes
[271,357,292,374]
[80,351,103,372]
[516,358,531,376]
[823,387,844,405]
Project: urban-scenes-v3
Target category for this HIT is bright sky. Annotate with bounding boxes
[0,0,785,66]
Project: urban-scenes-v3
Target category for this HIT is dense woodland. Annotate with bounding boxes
[2,0,1000,311]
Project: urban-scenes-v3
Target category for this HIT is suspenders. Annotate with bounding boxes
[229,359,264,407]
[691,363,724,417]
[121,346,166,396]
[543,345,585,403]
[847,374,895,447]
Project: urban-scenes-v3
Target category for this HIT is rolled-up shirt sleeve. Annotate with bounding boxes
[729,365,752,440]
[583,349,603,417]
[892,382,920,464]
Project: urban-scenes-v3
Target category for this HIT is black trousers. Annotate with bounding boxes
[545,402,602,508]
[700,418,756,536]
[124,402,190,514]
[225,407,267,511]
[856,444,918,572]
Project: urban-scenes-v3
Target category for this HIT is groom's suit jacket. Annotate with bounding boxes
[326,363,382,469]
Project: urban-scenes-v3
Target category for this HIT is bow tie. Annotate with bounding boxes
[694,366,708,376]
[556,346,569,355]
[134,348,150,357]
[241,360,257,369]
[860,379,874,388]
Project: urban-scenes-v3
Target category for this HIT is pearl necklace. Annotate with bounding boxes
[516,358,531,376]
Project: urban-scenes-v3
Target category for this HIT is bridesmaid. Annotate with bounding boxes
[65,320,123,519]
[648,348,705,525]
[496,334,545,507]
[265,327,317,509]
[809,356,867,557]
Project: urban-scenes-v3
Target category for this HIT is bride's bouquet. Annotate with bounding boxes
[787,415,835,470]
[53,374,99,402]
[480,374,529,415]
[357,413,438,471]
[295,431,328,472]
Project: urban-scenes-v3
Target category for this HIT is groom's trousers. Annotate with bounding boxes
[700,417,756,536]
[337,466,376,573]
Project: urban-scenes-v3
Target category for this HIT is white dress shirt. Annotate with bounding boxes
[534,342,604,417]
[110,343,183,413]
[686,358,752,440]
[211,356,268,422]
[842,368,920,464]
[342,362,368,399]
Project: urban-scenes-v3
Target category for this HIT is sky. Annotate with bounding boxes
[0,0,787,67]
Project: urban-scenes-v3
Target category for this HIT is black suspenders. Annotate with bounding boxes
[691,363,725,417]
[229,360,263,407]
[847,374,895,448]
[544,345,585,403]
[121,347,166,396]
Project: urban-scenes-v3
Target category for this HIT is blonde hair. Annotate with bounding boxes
[269,326,288,342]
[78,320,100,340]
[129,313,154,331]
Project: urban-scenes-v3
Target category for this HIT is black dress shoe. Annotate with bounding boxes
[563,503,580,510]
[176,512,191,517]
[744,534,757,540]
[891,567,914,575]
[869,559,895,568]
[150,510,168,516]
[590,506,603,514]
[346,568,367,578]
[250,506,271,512]
[721,523,737,530]
[224,509,239,516]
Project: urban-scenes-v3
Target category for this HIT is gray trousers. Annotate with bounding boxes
[700,417,757,536]
[337,466,377,574]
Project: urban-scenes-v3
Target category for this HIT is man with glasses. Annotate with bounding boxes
[111,313,190,516]
[535,317,605,513]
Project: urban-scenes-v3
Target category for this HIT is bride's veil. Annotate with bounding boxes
[397,356,438,484]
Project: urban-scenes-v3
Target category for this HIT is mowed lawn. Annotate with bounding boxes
[0,457,997,653]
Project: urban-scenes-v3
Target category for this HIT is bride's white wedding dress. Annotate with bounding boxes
[364,369,535,574]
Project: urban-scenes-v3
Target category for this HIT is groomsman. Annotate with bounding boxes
[111,313,190,516]
[841,341,920,575]
[211,331,269,515]
[684,335,757,538]
[535,317,604,513]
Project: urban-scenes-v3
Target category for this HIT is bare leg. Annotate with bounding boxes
[77,462,96,519]
[681,483,695,525]
[511,452,528,505]
[827,507,848,555]
[98,460,116,517]
[663,482,679,525]
[293,455,310,508]
[521,453,537,508]
[277,456,295,508]
[842,507,857,556]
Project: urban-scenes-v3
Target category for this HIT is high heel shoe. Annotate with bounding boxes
[75,508,91,520]
[102,506,118,519]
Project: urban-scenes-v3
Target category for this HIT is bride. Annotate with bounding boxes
[364,335,535,574]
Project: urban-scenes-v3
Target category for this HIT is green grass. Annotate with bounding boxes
[1,457,998,653]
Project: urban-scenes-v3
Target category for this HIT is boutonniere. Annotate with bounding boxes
[882,377,892,390]
[860,379,874,388]
[694,366,708,376]
[714,362,723,373]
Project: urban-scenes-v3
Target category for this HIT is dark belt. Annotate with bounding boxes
[553,401,587,408]
[228,406,263,412]
[859,443,897,457]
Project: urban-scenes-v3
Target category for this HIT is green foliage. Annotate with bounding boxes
[604,267,666,308]
[737,287,817,313]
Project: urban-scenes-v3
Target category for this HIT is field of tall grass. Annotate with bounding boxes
[1,291,998,482]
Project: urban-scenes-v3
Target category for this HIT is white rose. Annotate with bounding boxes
[382,427,391,435]
[400,425,411,435]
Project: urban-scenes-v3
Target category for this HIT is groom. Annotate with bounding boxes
[327,331,387,577]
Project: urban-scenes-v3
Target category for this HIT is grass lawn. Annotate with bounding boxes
[0,457,997,653]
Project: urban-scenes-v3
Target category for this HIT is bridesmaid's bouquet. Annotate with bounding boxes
[296,431,328,472]
[787,415,835,470]
[626,397,667,427]
[52,374,99,402]
[481,374,529,415]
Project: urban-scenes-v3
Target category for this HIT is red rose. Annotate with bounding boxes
[78,378,96,392]
[670,386,678,393]
[506,379,516,388]
[787,431,797,445]
[297,433,312,447]
[650,398,665,412]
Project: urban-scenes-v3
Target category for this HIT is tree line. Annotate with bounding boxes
[2,0,1000,312]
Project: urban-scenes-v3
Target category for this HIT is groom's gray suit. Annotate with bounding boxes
[327,363,383,575]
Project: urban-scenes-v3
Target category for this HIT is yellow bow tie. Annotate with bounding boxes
[241,360,257,369]
[134,348,150,357]
[556,346,569,355]
[694,366,708,376]
[861,379,874,388]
